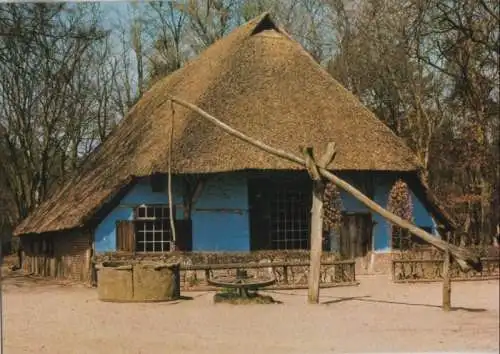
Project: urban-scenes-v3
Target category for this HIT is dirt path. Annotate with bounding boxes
[2,274,499,354]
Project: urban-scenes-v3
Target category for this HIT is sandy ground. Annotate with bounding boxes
[2,273,499,354]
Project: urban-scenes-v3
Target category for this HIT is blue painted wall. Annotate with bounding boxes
[335,174,438,252]
[191,173,249,251]
[94,172,438,253]
[94,173,249,253]
[94,177,184,252]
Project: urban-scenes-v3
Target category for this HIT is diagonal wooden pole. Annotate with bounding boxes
[168,101,177,251]
[166,95,481,273]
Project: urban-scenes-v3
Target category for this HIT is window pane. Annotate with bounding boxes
[135,221,145,231]
[136,241,146,252]
[154,207,162,218]
[145,242,154,252]
[137,207,146,218]
[145,231,154,242]
[154,232,163,242]
[162,207,169,218]
[153,242,163,252]
[154,220,163,230]
[146,207,154,218]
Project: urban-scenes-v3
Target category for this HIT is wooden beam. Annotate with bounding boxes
[181,176,207,220]
[317,142,336,169]
[167,95,481,272]
[303,147,321,181]
[168,101,177,249]
[191,178,206,205]
[305,144,337,304]
[442,233,452,311]
[303,147,325,304]
[308,180,324,304]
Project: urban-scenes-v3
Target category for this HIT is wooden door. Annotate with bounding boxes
[339,213,373,258]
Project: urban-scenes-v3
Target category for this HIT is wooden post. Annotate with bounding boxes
[308,180,324,304]
[283,265,289,284]
[442,233,452,311]
[204,269,210,285]
[303,145,334,304]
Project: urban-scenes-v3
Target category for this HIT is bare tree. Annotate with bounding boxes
[146,1,187,85]
[326,0,499,245]
[0,3,108,220]
[176,0,237,53]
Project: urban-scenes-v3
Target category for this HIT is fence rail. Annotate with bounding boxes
[392,257,500,283]
[179,260,357,291]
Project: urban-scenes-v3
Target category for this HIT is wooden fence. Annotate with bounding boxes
[179,259,357,291]
[392,257,500,283]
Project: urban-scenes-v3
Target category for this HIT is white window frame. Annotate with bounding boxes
[134,204,174,252]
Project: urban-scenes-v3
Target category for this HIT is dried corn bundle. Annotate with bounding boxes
[387,179,413,221]
[388,179,414,250]
[323,182,343,232]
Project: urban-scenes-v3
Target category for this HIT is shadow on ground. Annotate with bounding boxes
[322,295,487,312]
[1,269,80,289]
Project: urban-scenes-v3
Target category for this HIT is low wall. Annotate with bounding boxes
[93,251,357,291]
[392,246,500,282]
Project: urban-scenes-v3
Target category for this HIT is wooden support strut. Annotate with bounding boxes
[303,148,324,303]
[442,245,451,311]
[442,232,452,311]
[166,95,481,273]
[303,145,337,304]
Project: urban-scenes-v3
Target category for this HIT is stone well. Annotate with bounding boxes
[96,261,180,302]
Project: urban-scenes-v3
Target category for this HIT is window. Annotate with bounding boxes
[134,205,173,252]
[392,226,432,250]
[270,188,310,250]
[391,226,411,250]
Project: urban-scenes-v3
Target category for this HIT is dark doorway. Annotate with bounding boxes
[339,213,373,258]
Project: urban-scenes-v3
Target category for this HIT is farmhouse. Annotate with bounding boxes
[13,13,454,282]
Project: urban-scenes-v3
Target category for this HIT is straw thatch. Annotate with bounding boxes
[15,13,426,236]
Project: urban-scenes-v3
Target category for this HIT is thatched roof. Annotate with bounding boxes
[15,13,434,236]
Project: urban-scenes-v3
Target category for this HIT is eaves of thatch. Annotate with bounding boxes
[14,13,450,236]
